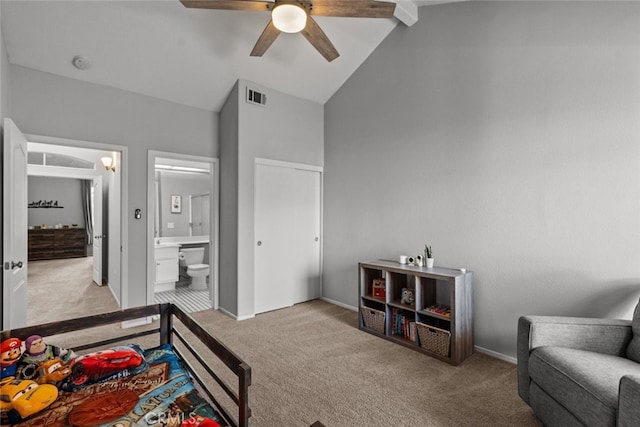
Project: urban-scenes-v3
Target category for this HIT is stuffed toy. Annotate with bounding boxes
[1,338,22,379]
[400,288,415,305]
[17,335,75,381]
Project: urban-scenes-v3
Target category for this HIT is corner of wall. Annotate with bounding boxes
[218,80,240,316]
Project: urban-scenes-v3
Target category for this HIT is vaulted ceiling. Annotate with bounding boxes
[1,1,464,112]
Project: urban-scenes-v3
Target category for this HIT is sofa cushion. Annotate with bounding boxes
[529,346,640,426]
[626,299,640,363]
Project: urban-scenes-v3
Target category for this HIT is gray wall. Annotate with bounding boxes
[236,79,324,319]
[0,4,9,123]
[324,2,640,358]
[220,79,324,319]
[0,3,10,318]
[157,170,210,237]
[219,82,239,316]
[27,176,85,228]
[9,65,217,309]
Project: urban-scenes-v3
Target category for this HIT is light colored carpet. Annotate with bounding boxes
[27,257,211,324]
[26,263,540,426]
[27,257,119,326]
[188,300,541,427]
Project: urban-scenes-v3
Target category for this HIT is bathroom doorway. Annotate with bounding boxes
[146,151,219,313]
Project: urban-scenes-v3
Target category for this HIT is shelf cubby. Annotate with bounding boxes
[358,260,473,365]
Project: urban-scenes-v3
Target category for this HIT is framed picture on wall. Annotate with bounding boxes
[171,195,181,214]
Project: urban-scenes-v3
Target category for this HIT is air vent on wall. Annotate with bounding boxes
[246,87,267,107]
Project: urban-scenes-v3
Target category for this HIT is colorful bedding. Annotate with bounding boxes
[12,344,226,427]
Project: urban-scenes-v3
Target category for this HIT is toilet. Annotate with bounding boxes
[178,247,209,290]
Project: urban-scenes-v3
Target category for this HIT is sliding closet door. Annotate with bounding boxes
[255,163,295,314]
[291,168,321,304]
[254,162,321,315]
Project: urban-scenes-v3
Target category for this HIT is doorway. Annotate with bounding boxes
[146,151,219,312]
[24,133,127,325]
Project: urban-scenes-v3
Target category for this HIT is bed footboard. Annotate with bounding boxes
[1,303,251,427]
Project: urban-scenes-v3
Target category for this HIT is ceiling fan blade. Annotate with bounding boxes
[250,20,281,57]
[307,0,396,18]
[301,16,339,62]
[180,0,271,12]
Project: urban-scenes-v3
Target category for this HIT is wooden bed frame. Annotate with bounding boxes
[0,303,251,427]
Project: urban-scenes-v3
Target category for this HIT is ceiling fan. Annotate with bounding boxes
[180,0,397,62]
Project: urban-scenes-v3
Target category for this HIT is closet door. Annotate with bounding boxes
[254,162,321,314]
[291,168,321,304]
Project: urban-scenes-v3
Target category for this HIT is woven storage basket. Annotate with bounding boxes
[416,322,451,357]
[360,306,385,334]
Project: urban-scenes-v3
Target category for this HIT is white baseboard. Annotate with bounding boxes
[218,306,255,321]
[120,316,152,329]
[475,345,516,364]
[107,282,120,306]
[320,297,358,312]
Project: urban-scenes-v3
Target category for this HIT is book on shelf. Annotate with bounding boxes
[391,308,416,342]
[425,304,451,318]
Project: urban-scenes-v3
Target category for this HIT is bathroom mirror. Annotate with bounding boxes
[154,157,211,238]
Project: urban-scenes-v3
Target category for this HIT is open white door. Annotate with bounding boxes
[2,118,28,329]
[92,176,103,286]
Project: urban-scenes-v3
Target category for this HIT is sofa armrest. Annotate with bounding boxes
[619,375,640,427]
[517,315,632,404]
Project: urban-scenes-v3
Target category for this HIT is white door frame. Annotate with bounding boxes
[25,133,129,308]
[146,150,220,309]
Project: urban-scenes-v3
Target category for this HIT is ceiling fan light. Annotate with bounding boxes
[272,4,307,33]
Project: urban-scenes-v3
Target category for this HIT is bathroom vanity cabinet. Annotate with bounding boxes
[154,244,179,292]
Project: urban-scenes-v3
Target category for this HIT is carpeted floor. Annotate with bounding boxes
[27,257,120,326]
[27,257,211,324]
[26,261,541,426]
[187,300,541,427]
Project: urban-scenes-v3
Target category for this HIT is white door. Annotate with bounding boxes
[254,162,322,314]
[292,169,321,304]
[2,118,28,329]
[92,176,103,286]
[255,164,294,314]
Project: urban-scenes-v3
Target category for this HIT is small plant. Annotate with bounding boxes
[424,245,433,259]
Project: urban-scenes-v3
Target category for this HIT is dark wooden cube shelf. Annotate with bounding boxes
[358,260,473,365]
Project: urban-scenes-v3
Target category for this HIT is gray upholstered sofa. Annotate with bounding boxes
[517,299,640,426]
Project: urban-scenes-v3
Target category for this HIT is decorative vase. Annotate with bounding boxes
[426,258,434,268]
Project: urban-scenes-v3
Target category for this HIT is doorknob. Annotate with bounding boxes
[11,261,23,269]
[94,235,100,239]
[257,241,262,246]
[315,237,319,242]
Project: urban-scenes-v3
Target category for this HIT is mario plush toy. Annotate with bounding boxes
[1,338,22,378]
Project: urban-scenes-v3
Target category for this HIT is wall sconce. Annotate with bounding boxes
[101,156,116,172]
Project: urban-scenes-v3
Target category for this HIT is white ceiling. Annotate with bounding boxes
[1,0,459,112]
